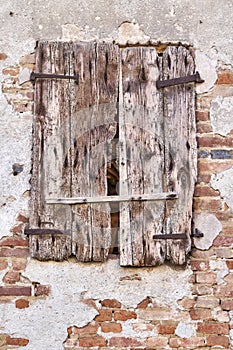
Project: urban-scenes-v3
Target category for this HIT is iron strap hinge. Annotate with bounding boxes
[153,229,204,240]
[30,72,79,84]
[156,71,204,89]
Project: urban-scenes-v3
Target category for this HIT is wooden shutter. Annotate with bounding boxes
[71,43,119,261]
[30,42,119,262]
[162,46,196,265]
[30,42,72,260]
[30,42,196,265]
[119,46,196,266]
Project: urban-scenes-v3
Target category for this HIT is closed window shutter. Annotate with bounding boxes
[119,46,196,266]
[29,42,196,265]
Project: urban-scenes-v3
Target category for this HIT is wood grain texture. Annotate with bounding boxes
[29,234,71,261]
[71,43,119,261]
[162,46,196,265]
[119,47,166,266]
[30,42,72,260]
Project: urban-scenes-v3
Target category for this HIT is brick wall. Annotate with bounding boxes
[1,52,233,349]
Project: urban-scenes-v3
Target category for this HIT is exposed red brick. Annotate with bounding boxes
[0,237,28,247]
[191,249,214,259]
[2,66,20,76]
[169,337,205,348]
[79,335,106,347]
[224,273,233,283]
[196,173,211,184]
[194,185,219,197]
[94,310,112,322]
[74,323,98,335]
[15,299,29,309]
[157,323,176,334]
[226,260,233,269]
[190,309,212,320]
[178,297,195,309]
[193,284,213,296]
[137,297,151,309]
[197,135,233,148]
[114,310,137,321]
[0,258,8,270]
[10,223,24,234]
[11,258,27,271]
[217,71,233,84]
[198,159,233,173]
[34,284,51,296]
[190,260,210,271]
[195,296,219,309]
[101,322,122,333]
[6,337,29,346]
[197,121,212,133]
[109,336,143,347]
[221,299,233,310]
[101,299,121,308]
[0,247,29,258]
[214,236,233,247]
[0,286,31,296]
[146,336,168,347]
[3,271,20,284]
[195,272,217,284]
[214,285,233,297]
[196,111,209,121]
[206,335,229,347]
[17,214,29,223]
[0,53,7,60]
[132,323,154,332]
[215,247,233,258]
[193,198,223,212]
[197,322,228,334]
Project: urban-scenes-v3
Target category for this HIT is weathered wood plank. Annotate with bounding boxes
[46,192,177,204]
[119,47,166,266]
[30,42,72,260]
[162,46,197,265]
[71,43,119,261]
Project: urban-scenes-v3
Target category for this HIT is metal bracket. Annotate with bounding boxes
[156,71,204,89]
[153,233,187,240]
[30,72,79,84]
[191,228,204,238]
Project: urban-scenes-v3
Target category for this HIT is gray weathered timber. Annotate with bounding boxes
[30,42,72,260]
[163,46,196,265]
[71,43,119,261]
[119,47,166,266]
[29,234,71,261]
[46,192,177,204]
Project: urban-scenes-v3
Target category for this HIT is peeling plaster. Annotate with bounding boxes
[0,258,192,350]
[195,51,217,94]
[210,96,233,136]
[175,321,196,339]
[193,213,222,250]
[211,167,233,212]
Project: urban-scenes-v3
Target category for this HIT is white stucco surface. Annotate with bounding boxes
[0,258,192,349]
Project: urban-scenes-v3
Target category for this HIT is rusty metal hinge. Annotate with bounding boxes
[30,72,79,84]
[153,233,187,240]
[156,71,204,89]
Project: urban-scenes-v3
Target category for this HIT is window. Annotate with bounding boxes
[28,42,197,266]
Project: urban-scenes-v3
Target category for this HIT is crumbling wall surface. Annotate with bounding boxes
[1,0,233,349]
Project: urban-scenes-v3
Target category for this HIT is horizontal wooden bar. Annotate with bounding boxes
[46,192,177,205]
[153,233,187,240]
[25,229,70,236]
